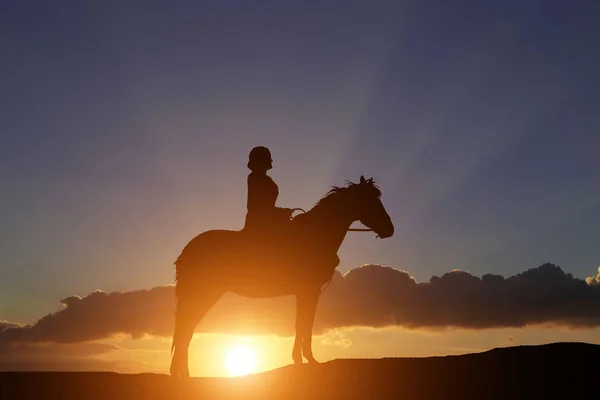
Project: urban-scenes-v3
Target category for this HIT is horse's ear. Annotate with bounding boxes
[360,175,366,184]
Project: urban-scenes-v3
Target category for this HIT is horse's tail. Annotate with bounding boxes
[170,230,230,359]
[171,261,180,356]
[171,293,176,355]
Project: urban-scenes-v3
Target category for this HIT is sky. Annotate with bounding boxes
[1,0,599,376]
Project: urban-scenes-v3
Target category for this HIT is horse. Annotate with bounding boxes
[169,176,394,378]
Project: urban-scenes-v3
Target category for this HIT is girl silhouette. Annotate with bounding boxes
[243,146,292,233]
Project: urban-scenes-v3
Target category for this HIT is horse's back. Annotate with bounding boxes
[175,227,296,275]
[175,229,241,266]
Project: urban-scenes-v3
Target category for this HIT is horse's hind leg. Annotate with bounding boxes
[170,286,222,379]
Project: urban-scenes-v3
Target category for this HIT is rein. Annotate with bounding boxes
[289,208,374,233]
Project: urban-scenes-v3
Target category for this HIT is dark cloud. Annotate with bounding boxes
[1,263,599,344]
[326,263,600,330]
[1,287,176,342]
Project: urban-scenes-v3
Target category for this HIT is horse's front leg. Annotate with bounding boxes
[300,286,321,363]
[293,286,321,365]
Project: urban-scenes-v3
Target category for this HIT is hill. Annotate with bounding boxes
[1,342,598,399]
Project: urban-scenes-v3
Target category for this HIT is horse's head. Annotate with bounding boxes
[349,176,394,239]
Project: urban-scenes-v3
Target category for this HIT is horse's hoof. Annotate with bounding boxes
[169,367,190,380]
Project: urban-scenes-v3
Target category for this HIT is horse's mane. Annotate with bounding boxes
[311,178,381,211]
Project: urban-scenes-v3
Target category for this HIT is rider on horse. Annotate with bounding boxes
[243,146,293,235]
[243,146,340,270]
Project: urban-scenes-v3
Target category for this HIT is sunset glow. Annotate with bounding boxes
[1,0,599,386]
[224,345,258,376]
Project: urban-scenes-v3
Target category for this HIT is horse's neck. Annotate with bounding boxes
[302,200,354,252]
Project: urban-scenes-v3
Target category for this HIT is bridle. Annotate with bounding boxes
[289,208,374,233]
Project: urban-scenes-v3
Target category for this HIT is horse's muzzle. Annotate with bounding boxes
[376,223,394,239]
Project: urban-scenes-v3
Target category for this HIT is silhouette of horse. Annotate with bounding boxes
[169,176,394,378]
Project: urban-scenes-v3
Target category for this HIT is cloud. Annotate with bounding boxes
[586,267,600,286]
[1,287,176,343]
[320,330,352,348]
[325,263,600,330]
[1,263,599,345]
[1,320,24,330]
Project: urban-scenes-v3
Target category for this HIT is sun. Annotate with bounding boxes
[224,345,258,376]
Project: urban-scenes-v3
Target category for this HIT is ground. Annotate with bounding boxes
[2,342,598,399]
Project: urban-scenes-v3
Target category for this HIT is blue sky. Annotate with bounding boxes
[1,0,599,323]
